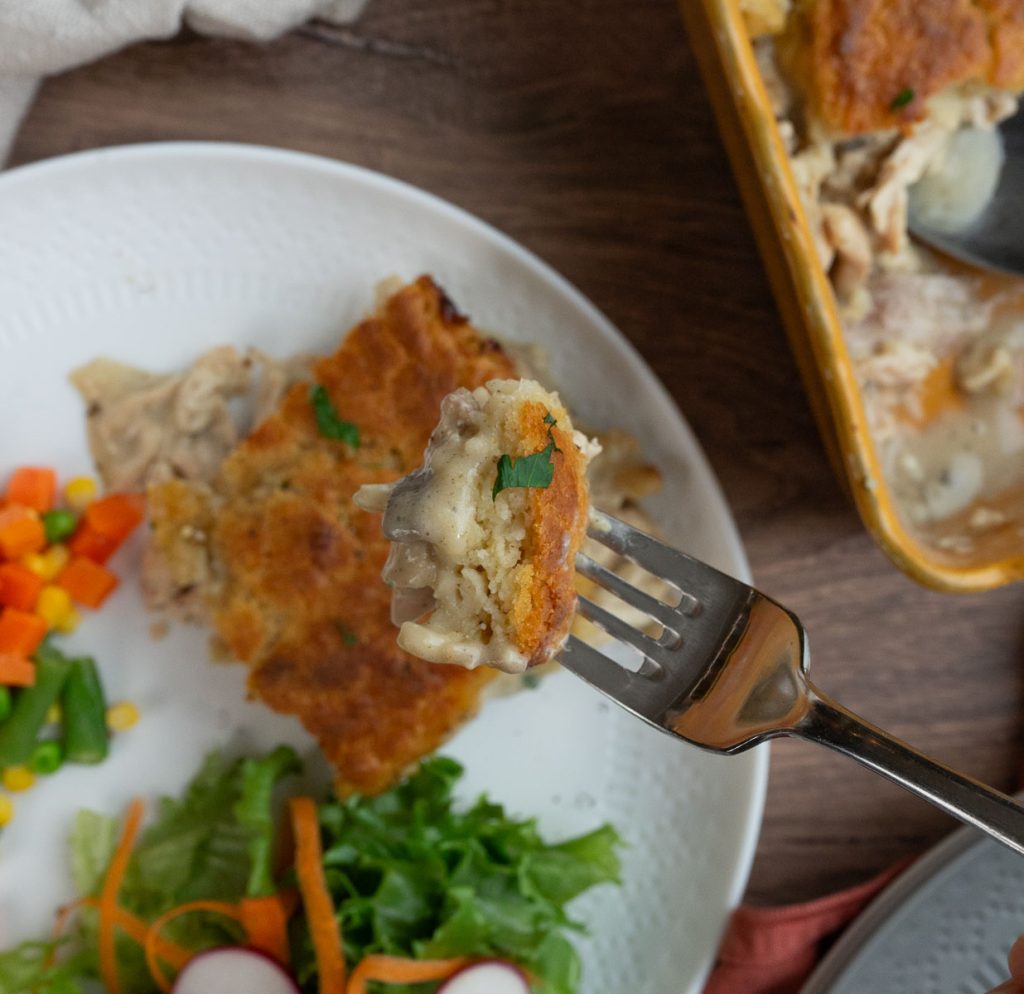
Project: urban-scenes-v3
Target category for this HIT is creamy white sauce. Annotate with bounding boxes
[887,321,1024,530]
[356,380,583,674]
[909,126,1005,234]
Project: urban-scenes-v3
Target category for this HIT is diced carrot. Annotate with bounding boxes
[58,557,118,608]
[0,563,43,611]
[85,493,145,543]
[0,652,35,687]
[6,468,56,513]
[0,609,47,656]
[68,523,120,564]
[0,507,46,559]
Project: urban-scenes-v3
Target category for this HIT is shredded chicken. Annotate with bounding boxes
[791,92,1015,310]
[821,203,872,309]
[72,348,310,492]
[957,320,1024,399]
[752,7,1024,541]
[845,271,995,438]
[862,123,951,256]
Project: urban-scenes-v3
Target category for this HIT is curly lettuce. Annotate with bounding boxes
[0,751,620,994]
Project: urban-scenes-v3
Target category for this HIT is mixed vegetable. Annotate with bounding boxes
[0,751,621,994]
[0,467,144,824]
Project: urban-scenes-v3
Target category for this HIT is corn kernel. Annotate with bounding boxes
[106,701,140,732]
[39,545,70,581]
[2,767,35,792]
[64,477,98,512]
[20,553,47,577]
[46,702,62,726]
[0,796,12,827]
[54,607,81,634]
[36,585,72,628]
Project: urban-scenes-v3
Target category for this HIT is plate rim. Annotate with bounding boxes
[800,820,1003,994]
[0,139,769,991]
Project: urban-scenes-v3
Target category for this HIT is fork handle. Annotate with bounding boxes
[797,686,1024,856]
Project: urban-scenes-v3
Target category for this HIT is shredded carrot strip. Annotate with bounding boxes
[51,896,190,969]
[290,796,346,994]
[239,894,293,965]
[345,955,472,994]
[143,900,243,994]
[98,797,145,994]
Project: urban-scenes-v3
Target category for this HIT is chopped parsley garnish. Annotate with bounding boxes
[492,448,555,499]
[336,621,359,647]
[311,384,360,448]
[492,412,561,500]
[890,87,914,111]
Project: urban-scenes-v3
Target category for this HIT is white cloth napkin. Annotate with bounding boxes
[0,0,370,162]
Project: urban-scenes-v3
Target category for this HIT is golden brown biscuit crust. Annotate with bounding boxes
[787,0,1024,135]
[510,400,590,666]
[980,0,1024,91]
[150,276,517,795]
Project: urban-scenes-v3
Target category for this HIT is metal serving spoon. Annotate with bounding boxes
[908,109,1024,276]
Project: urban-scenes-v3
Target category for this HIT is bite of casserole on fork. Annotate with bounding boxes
[355,379,598,673]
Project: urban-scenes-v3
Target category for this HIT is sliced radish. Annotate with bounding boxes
[436,959,531,994]
[171,947,300,994]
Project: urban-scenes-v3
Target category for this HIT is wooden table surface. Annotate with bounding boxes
[10,0,1023,906]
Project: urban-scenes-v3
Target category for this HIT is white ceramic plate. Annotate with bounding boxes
[0,143,767,994]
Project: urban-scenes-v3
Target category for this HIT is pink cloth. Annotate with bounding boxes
[703,860,912,994]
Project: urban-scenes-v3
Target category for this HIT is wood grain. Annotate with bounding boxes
[9,0,1024,905]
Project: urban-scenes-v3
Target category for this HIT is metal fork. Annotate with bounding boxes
[564,509,1024,856]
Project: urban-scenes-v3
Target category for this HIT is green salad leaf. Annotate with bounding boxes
[118,745,300,909]
[73,746,298,993]
[300,756,622,994]
[0,750,620,994]
[0,940,94,994]
[236,746,303,897]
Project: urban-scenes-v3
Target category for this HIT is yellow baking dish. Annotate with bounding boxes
[679,0,1024,592]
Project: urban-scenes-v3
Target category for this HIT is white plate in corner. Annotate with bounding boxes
[0,142,768,994]
[802,822,1024,994]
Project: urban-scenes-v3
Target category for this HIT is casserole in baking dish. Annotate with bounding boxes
[681,0,1024,591]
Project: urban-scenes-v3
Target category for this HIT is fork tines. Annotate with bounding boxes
[562,510,707,701]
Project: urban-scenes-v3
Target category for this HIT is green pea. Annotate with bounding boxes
[29,740,64,775]
[42,510,78,544]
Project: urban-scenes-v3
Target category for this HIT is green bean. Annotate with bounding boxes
[0,645,72,767]
[62,657,108,765]
[29,739,64,775]
[41,510,78,544]
[0,687,11,723]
